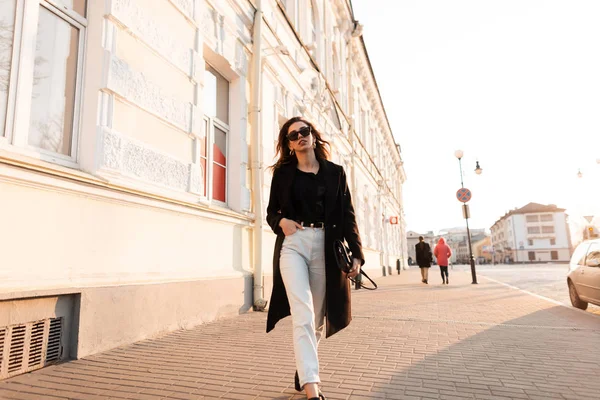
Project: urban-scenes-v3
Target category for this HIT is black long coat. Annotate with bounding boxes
[265,159,364,338]
[415,242,432,268]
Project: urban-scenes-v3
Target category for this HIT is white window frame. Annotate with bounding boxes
[202,64,230,205]
[1,0,86,168]
[205,117,229,205]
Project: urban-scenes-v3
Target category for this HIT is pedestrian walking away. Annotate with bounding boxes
[434,237,452,284]
[415,236,432,284]
[266,117,365,400]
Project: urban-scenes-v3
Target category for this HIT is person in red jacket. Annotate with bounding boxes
[434,238,452,284]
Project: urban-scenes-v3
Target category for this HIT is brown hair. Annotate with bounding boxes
[271,117,330,171]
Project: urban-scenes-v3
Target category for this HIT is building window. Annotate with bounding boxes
[551,251,558,261]
[528,239,533,246]
[0,0,17,136]
[527,226,540,234]
[308,0,318,46]
[585,244,600,267]
[1,0,87,165]
[203,65,229,203]
[526,215,539,223]
[541,214,553,222]
[282,0,299,29]
[542,226,555,234]
[550,238,556,246]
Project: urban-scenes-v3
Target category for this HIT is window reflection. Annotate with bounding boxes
[212,126,227,202]
[586,244,600,267]
[0,0,16,136]
[203,66,229,124]
[29,6,79,156]
[56,0,87,17]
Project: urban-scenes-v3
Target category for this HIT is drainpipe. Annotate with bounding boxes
[251,0,267,311]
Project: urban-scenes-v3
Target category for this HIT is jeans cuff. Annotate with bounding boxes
[300,374,321,387]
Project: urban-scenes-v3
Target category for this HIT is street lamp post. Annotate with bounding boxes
[455,150,479,284]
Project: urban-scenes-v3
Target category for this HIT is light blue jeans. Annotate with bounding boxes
[280,227,326,388]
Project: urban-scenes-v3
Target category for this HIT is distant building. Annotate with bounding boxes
[435,227,486,264]
[490,203,572,263]
[456,241,469,264]
[473,236,493,264]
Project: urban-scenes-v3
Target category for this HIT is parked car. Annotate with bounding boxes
[567,239,600,310]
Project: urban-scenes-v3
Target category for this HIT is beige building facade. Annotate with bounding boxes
[491,203,571,264]
[0,0,406,377]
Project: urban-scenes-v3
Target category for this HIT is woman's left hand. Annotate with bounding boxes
[348,258,362,279]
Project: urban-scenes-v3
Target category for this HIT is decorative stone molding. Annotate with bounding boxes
[188,163,203,194]
[234,41,249,77]
[110,0,194,77]
[216,14,226,55]
[107,55,193,133]
[202,6,218,48]
[170,0,194,20]
[100,128,191,192]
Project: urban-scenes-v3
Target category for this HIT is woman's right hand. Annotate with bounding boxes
[279,218,304,236]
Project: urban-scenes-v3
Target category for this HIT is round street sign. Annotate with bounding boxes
[456,188,472,203]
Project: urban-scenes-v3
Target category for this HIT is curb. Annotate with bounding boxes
[480,274,600,319]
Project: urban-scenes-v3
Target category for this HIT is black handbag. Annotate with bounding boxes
[333,239,377,290]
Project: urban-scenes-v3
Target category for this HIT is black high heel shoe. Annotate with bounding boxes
[308,393,326,400]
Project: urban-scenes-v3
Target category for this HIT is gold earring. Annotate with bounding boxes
[313,142,317,149]
[290,149,295,155]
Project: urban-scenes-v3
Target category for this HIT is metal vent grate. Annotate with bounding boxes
[8,325,26,373]
[0,328,5,375]
[28,321,45,368]
[0,318,63,380]
[46,318,62,363]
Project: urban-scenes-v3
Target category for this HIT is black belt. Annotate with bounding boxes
[297,221,325,228]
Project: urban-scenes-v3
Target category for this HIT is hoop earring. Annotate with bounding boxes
[290,149,295,155]
[313,142,317,149]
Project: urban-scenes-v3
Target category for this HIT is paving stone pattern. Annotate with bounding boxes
[1,269,599,400]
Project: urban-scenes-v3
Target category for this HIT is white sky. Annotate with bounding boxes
[352,0,600,234]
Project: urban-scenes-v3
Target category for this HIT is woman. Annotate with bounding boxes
[266,117,364,400]
[434,237,452,284]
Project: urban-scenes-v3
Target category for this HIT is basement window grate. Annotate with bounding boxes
[28,321,45,368]
[8,325,25,373]
[46,318,62,363]
[0,328,5,375]
[0,318,63,380]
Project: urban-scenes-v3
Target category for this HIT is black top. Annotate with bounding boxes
[291,167,326,223]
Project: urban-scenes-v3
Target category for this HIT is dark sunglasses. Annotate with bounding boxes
[287,126,311,141]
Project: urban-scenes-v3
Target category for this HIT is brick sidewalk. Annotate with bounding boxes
[1,269,599,400]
